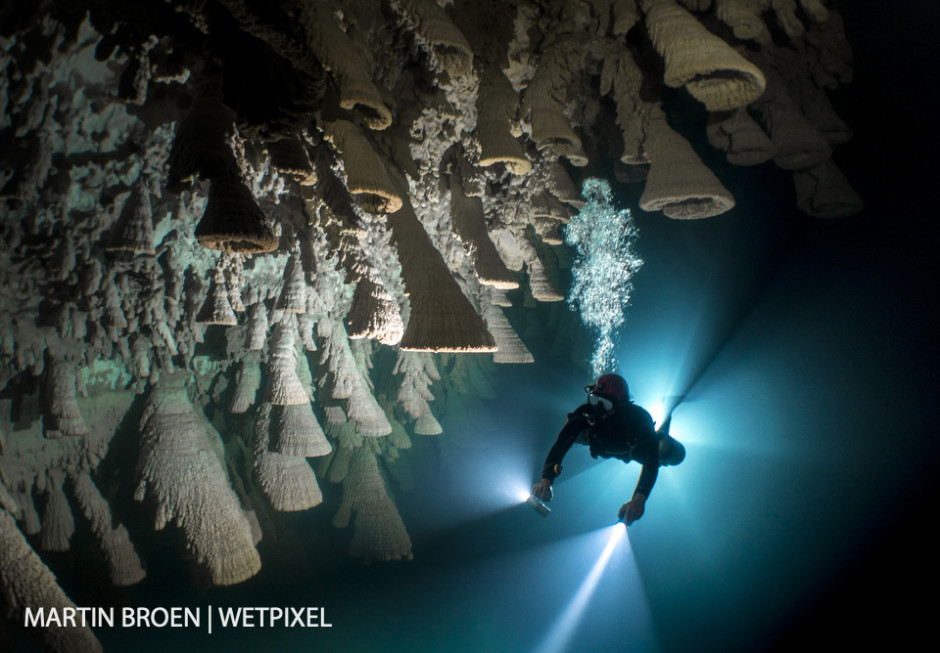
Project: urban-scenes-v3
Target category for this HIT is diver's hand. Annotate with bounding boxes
[618,494,647,525]
[531,479,553,502]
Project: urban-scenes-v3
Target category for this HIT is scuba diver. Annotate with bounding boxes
[531,374,685,525]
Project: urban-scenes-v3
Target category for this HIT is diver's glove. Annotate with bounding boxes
[531,478,553,502]
[618,493,646,525]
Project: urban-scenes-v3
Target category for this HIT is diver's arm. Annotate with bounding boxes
[634,462,659,499]
[619,462,658,525]
[540,412,587,482]
[532,412,587,500]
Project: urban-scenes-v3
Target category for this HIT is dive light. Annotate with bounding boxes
[526,494,551,516]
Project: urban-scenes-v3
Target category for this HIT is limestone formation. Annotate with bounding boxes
[136,381,261,586]
[333,446,413,563]
[253,404,325,512]
[794,160,864,218]
[0,508,104,653]
[265,322,311,407]
[639,106,736,219]
[71,470,146,586]
[39,469,74,552]
[105,182,156,254]
[324,120,403,214]
[195,177,279,254]
[707,109,776,166]
[196,266,238,325]
[275,403,332,458]
[476,67,532,174]
[640,0,766,111]
[301,2,392,131]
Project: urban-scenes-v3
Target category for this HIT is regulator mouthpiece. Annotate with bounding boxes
[526,494,551,517]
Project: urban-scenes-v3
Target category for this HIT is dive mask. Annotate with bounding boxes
[588,393,613,412]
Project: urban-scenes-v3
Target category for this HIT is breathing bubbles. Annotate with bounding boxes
[565,179,643,377]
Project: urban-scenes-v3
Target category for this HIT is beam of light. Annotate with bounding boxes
[460,450,543,515]
[532,523,629,653]
[647,397,666,428]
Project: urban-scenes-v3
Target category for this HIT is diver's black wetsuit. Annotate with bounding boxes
[541,400,660,497]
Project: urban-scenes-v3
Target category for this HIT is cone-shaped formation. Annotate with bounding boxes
[600,46,648,165]
[707,108,775,166]
[347,277,405,346]
[476,67,531,174]
[533,218,564,246]
[71,470,146,586]
[100,274,128,340]
[392,0,473,76]
[640,108,736,219]
[449,170,519,290]
[324,405,348,426]
[320,321,357,400]
[319,440,355,484]
[799,85,853,146]
[547,162,584,209]
[803,10,854,90]
[246,302,268,350]
[333,447,413,562]
[532,192,572,223]
[275,403,332,458]
[346,381,393,438]
[276,253,307,313]
[196,267,238,325]
[165,83,237,192]
[297,311,319,351]
[387,419,413,452]
[715,0,772,45]
[522,37,587,165]
[414,412,443,436]
[482,302,534,364]
[325,120,402,214]
[301,4,392,130]
[223,254,246,313]
[771,0,805,40]
[229,357,261,414]
[394,351,442,435]
[794,160,864,218]
[750,58,832,171]
[799,0,830,24]
[253,405,324,512]
[42,358,89,438]
[105,183,155,254]
[0,507,104,653]
[135,382,261,586]
[195,177,279,253]
[40,469,74,552]
[320,319,392,437]
[266,138,317,184]
[13,484,42,536]
[524,250,564,302]
[265,322,310,406]
[387,188,496,352]
[641,0,766,111]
